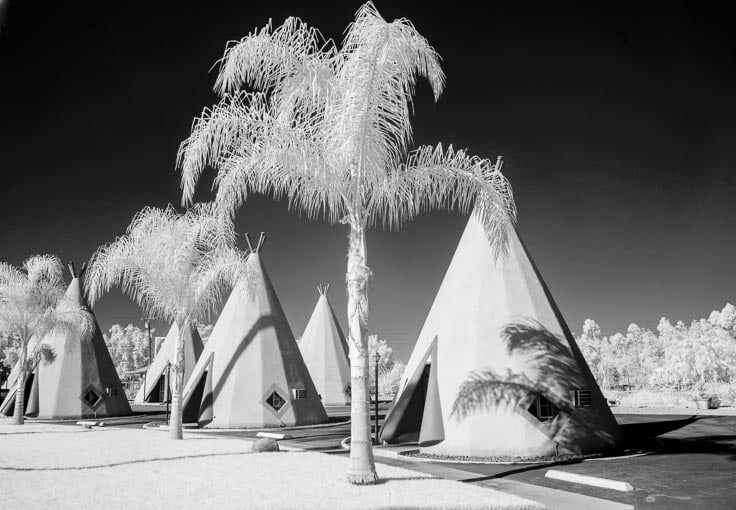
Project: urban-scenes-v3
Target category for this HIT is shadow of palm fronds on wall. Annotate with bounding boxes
[450,369,533,421]
[450,319,623,455]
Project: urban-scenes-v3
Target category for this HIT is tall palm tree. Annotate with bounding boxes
[85,204,249,439]
[0,255,93,425]
[178,2,516,482]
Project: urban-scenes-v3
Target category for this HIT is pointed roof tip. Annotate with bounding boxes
[67,261,88,280]
[244,232,267,254]
[317,284,331,296]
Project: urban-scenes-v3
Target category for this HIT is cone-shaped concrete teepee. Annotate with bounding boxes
[181,233,328,428]
[298,284,351,406]
[134,322,203,404]
[381,212,624,457]
[1,263,132,419]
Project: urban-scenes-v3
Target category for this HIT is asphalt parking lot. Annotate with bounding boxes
[429,415,736,510]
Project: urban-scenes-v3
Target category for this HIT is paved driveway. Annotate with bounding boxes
[434,415,736,510]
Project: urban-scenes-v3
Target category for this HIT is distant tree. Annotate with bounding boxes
[578,304,736,395]
[709,303,736,337]
[0,255,93,425]
[368,335,394,368]
[85,205,249,439]
[105,324,149,377]
[577,319,610,389]
[367,335,406,397]
[382,360,406,397]
[0,335,20,367]
[638,327,662,387]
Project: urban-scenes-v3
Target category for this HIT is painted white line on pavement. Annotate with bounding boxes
[545,469,635,492]
[256,431,292,440]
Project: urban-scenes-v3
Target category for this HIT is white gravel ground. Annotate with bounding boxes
[0,419,543,509]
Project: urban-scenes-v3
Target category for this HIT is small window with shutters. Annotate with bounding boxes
[293,388,307,400]
[570,389,592,407]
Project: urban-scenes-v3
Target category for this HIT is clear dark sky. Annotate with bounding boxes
[1,1,734,361]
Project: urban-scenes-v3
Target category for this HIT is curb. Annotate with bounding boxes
[545,470,634,492]
[166,419,350,434]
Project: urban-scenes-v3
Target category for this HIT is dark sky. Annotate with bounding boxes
[1,1,734,361]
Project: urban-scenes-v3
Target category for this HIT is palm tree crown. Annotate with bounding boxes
[86,204,248,324]
[179,2,515,247]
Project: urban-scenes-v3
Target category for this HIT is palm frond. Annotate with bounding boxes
[180,90,350,223]
[178,92,273,206]
[367,144,516,257]
[330,1,445,183]
[215,16,335,99]
[189,247,251,321]
[37,297,95,342]
[23,255,65,288]
[0,262,26,299]
[0,255,82,349]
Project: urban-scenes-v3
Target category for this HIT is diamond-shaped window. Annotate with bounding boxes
[81,386,105,410]
[265,391,286,412]
[344,383,351,396]
[527,394,559,423]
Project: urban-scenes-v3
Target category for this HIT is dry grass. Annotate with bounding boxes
[0,419,543,509]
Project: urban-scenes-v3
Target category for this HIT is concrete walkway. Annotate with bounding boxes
[612,405,736,416]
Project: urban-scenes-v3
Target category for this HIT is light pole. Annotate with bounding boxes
[140,317,153,403]
[374,353,380,445]
[165,361,171,425]
[141,317,153,364]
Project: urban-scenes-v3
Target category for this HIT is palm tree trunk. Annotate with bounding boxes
[346,222,378,484]
[13,338,28,425]
[169,316,187,440]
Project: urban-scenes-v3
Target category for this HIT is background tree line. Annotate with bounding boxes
[6,303,734,406]
[577,303,736,405]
